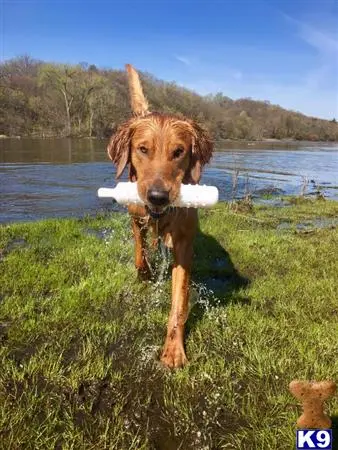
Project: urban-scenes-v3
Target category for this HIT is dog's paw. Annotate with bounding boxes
[161,341,187,369]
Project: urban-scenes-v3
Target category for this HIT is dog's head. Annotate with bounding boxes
[107,65,213,216]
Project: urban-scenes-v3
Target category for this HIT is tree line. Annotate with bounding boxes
[1,56,337,141]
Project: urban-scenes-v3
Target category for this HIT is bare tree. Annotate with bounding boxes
[38,64,78,136]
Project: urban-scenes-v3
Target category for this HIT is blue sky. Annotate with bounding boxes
[2,0,338,119]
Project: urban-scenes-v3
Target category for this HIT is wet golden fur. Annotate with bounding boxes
[107,65,213,368]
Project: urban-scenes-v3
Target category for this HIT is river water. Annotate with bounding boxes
[1,138,337,223]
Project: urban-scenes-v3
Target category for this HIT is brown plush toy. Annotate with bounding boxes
[289,380,336,429]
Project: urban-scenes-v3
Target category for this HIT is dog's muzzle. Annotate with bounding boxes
[146,186,170,219]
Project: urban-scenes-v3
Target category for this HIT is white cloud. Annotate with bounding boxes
[300,25,338,55]
[174,55,191,66]
[273,12,338,117]
[286,15,338,56]
[231,70,243,80]
[168,11,337,119]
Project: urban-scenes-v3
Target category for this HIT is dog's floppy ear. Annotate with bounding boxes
[107,121,133,179]
[189,121,213,183]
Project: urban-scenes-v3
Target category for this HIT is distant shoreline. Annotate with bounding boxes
[216,139,338,149]
[1,135,337,147]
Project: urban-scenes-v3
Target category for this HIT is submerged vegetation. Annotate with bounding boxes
[1,56,338,141]
[1,199,337,449]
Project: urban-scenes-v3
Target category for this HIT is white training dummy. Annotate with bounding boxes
[97,182,218,208]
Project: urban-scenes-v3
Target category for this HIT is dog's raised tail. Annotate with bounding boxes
[125,64,149,116]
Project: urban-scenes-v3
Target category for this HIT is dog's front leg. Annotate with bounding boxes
[161,237,193,368]
[131,218,151,280]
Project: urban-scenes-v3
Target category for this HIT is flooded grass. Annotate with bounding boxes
[0,199,338,449]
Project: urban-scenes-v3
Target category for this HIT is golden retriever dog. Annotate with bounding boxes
[107,64,213,367]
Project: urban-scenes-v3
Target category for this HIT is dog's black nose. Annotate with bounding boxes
[147,188,170,206]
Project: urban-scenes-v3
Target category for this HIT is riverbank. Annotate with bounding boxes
[1,134,338,146]
[217,139,338,150]
[1,198,337,448]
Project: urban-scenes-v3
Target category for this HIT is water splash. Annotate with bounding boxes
[190,281,221,313]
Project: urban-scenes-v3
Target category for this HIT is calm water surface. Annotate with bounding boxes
[1,138,337,223]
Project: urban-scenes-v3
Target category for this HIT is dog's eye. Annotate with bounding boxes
[173,147,184,159]
[138,146,148,154]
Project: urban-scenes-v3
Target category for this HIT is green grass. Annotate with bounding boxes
[1,198,338,449]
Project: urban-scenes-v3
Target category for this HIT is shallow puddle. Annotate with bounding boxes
[277,217,338,231]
